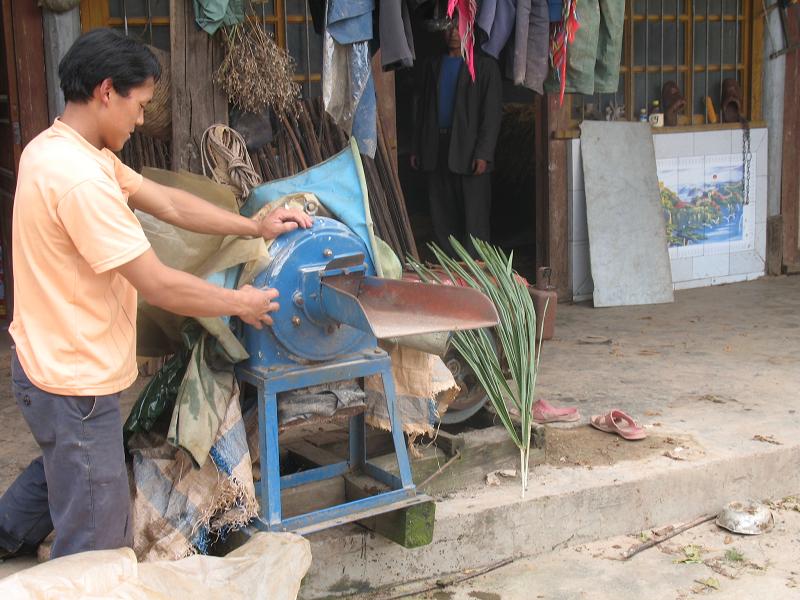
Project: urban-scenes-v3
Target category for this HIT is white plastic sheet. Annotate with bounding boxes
[0,532,311,600]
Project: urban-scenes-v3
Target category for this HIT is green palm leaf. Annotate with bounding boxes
[408,236,545,496]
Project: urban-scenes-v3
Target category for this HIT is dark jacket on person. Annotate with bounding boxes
[413,52,502,175]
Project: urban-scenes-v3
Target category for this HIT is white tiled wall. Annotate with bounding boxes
[569,128,767,301]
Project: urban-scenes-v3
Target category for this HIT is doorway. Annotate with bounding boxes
[394,5,540,282]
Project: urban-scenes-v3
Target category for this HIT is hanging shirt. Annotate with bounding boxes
[437,56,463,130]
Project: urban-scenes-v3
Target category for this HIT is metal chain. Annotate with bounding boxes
[741,118,751,205]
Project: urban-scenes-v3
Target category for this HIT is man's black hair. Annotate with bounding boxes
[58,28,161,103]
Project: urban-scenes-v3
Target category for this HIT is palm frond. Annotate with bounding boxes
[409,237,545,496]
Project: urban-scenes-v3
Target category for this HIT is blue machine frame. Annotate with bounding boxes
[236,217,431,534]
[238,350,427,534]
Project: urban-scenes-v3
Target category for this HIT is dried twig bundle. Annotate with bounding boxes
[215,19,299,115]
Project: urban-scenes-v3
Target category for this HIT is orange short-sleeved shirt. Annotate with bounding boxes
[9,119,151,395]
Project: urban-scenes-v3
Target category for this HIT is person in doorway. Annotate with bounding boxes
[0,29,311,560]
[410,19,502,257]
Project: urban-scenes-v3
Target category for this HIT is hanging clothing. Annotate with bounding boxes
[380,0,416,70]
[323,0,378,157]
[545,0,625,95]
[508,0,549,94]
[476,0,517,60]
[509,0,530,85]
[192,0,244,35]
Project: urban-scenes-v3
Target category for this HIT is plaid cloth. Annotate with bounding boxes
[128,379,258,562]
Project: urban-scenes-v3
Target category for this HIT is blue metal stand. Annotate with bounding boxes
[237,348,424,534]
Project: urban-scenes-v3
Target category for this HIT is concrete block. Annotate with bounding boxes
[710,273,750,286]
[674,278,710,291]
[692,254,730,279]
[669,256,694,283]
[729,250,765,277]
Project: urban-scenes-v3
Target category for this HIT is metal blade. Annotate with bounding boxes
[320,276,499,339]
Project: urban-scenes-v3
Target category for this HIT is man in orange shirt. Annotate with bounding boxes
[0,29,311,560]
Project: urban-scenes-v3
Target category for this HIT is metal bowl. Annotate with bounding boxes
[715,500,774,535]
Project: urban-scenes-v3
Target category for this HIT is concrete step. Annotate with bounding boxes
[298,428,800,598]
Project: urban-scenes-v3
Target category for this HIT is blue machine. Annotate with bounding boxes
[237,217,497,534]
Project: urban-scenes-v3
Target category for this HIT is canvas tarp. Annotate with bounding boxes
[0,532,311,600]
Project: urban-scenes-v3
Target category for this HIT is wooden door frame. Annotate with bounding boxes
[534,94,571,301]
[0,0,49,318]
[781,4,800,270]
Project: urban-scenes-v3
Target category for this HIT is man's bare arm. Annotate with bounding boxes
[116,249,278,329]
[128,178,312,239]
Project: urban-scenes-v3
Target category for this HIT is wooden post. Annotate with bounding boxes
[10,1,48,145]
[780,5,800,269]
[170,0,227,173]
[543,93,571,301]
[534,93,548,273]
[1,0,49,319]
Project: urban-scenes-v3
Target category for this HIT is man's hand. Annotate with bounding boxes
[410,154,420,170]
[237,285,280,329]
[255,207,313,240]
[472,159,488,176]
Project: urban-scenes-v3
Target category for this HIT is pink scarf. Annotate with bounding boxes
[447,0,477,81]
[550,0,581,104]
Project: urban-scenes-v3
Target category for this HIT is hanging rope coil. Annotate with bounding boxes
[201,124,262,204]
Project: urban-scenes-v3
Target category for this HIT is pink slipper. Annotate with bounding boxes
[532,399,580,424]
[590,410,647,440]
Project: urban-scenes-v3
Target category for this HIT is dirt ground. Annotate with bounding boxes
[543,427,703,468]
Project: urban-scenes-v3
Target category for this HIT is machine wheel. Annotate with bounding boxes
[438,334,498,424]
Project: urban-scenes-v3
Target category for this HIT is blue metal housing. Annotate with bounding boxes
[243,217,377,368]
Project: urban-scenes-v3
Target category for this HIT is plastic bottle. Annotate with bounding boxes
[648,100,664,127]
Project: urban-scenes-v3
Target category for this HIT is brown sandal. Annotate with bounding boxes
[720,78,743,123]
[661,81,687,127]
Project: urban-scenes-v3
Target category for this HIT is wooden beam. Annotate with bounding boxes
[780,5,800,267]
[170,0,227,173]
[749,0,763,121]
[281,476,346,519]
[534,93,548,271]
[78,0,109,32]
[11,1,48,145]
[767,215,783,276]
[344,472,435,548]
[545,94,571,301]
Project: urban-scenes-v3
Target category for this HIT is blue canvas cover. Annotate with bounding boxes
[241,142,377,267]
